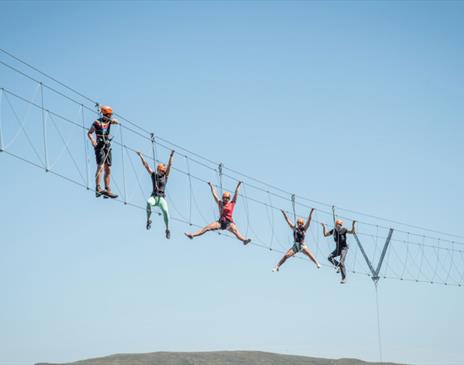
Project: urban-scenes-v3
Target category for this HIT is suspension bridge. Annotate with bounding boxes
[1,48,463,292]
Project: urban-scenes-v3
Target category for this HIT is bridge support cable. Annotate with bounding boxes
[81,104,90,189]
[119,126,127,204]
[3,89,44,166]
[374,283,383,362]
[48,113,86,184]
[40,82,49,171]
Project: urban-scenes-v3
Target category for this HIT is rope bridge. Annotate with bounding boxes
[1,48,463,288]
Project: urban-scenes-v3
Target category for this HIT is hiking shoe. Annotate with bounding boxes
[104,190,118,199]
[146,220,152,230]
[243,239,251,246]
[165,229,171,239]
[95,187,104,198]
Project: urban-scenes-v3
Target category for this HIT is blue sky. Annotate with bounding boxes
[1,1,463,365]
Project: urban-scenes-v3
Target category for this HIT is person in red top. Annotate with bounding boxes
[185,181,251,245]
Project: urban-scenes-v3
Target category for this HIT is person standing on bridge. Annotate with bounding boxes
[87,105,119,199]
[184,181,251,245]
[322,219,356,284]
[272,208,321,272]
[137,150,175,239]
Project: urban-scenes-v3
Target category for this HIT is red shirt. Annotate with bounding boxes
[220,201,236,223]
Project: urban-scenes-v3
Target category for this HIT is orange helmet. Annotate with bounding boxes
[297,218,304,226]
[100,105,113,115]
[335,219,343,226]
[157,163,167,173]
[222,191,231,200]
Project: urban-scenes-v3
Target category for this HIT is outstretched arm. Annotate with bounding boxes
[136,152,154,175]
[347,220,356,234]
[321,223,331,237]
[208,182,220,204]
[232,181,242,203]
[110,118,120,125]
[166,150,175,177]
[303,208,315,232]
[281,209,295,229]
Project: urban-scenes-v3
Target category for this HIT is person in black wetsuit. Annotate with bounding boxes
[87,105,119,198]
[272,208,321,272]
[322,219,356,284]
[137,150,174,239]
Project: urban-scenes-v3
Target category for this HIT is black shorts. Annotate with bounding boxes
[95,144,112,166]
[218,218,232,230]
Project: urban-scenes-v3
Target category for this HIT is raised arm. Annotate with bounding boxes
[87,123,97,148]
[347,220,356,234]
[321,223,331,237]
[208,182,220,204]
[281,209,295,229]
[110,118,120,125]
[165,150,175,177]
[136,151,153,175]
[303,208,315,232]
[232,181,242,203]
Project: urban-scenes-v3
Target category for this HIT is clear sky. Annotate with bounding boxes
[1,1,463,365]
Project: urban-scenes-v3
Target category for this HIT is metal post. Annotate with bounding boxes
[218,162,224,195]
[291,194,296,223]
[373,228,394,281]
[353,232,377,279]
[81,105,89,189]
[119,126,127,204]
[40,83,48,171]
[185,155,193,226]
[0,88,4,152]
[150,132,156,169]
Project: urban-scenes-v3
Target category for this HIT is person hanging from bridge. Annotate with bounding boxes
[272,208,321,272]
[321,219,356,284]
[87,105,119,199]
[137,150,175,239]
[184,181,251,245]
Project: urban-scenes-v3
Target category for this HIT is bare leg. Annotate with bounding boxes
[104,165,111,191]
[303,247,321,268]
[228,223,250,243]
[185,221,220,239]
[228,224,251,245]
[95,164,104,189]
[273,249,295,272]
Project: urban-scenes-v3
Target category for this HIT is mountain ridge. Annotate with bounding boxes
[36,350,407,365]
